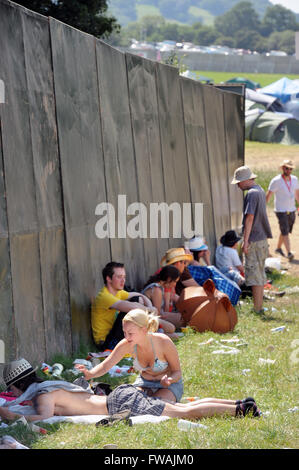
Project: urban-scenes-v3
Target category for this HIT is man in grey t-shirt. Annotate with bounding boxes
[231,166,272,313]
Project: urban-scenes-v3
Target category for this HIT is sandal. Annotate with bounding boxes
[236,401,261,418]
[235,397,256,405]
[95,409,131,427]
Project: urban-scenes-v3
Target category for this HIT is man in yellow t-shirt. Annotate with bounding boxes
[92,262,156,350]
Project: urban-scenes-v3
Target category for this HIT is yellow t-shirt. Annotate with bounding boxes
[91,286,129,343]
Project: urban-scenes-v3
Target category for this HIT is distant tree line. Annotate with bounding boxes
[109,1,299,54]
[109,0,272,25]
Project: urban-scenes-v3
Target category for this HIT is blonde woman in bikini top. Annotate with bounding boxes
[76,309,183,403]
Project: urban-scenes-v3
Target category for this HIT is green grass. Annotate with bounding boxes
[194,71,299,88]
[1,277,298,449]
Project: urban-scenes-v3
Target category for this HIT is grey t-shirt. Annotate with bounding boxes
[242,184,272,242]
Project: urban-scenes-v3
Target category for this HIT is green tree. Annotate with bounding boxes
[214,1,261,37]
[261,5,298,36]
[215,35,236,48]
[15,0,120,38]
[234,29,264,50]
[194,26,219,46]
[267,30,296,55]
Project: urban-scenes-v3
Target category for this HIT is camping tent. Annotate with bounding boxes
[245,88,284,112]
[284,100,299,120]
[245,110,299,145]
[259,77,299,104]
[225,77,260,90]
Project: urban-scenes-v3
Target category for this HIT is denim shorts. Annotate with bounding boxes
[133,376,184,402]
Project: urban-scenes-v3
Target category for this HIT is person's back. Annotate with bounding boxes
[215,245,240,273]
[215,230,245,286]
[243,184,272,242]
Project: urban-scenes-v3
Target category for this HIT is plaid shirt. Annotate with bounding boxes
[188,265,241,306]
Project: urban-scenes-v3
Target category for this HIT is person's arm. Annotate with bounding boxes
[242,213,254,254]
[159,336,182,387]
[127,292,154,309]
[266,190,273,204]
[295,188,299,205]
[111,299,157,315]
[182,278,199,288]
[0,393,55,422]
[75,339,130,380]
[150,287,163,314]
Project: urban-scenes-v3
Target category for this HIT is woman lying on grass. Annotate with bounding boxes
[0,358,261,423]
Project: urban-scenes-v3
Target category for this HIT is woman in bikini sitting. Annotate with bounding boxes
[76,309,183,403]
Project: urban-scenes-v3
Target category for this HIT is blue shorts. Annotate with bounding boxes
[133,376,184,402]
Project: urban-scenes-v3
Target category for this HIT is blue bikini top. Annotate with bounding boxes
[133,335,168,373]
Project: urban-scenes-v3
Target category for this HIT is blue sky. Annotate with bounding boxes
[269,0,299,14]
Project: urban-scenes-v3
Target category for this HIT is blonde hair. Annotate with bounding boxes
[123,308,159,332]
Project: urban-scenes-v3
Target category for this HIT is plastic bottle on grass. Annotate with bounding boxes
[177,419,207,431]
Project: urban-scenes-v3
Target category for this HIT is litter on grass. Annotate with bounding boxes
[271,326,286,333]
[258,358,276,365]
[198,338,214,346]
[212,348,240,355]
[288,406,299,413]
[284,286,299,294]
[178,419,208,431]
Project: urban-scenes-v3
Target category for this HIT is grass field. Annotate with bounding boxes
[1,277,298,449]
[194,71,299,88]
[1,278,298,449]
[1,145,298,450]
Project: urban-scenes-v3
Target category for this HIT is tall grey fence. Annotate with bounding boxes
[127,48,299,75]
[0,0,244,367]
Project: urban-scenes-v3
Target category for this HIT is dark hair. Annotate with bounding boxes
[12,371,43,393]
[102,262,125,285]
[143,265,180,289]
[191,250,200,262]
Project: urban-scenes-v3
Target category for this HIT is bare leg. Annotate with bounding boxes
[183,398,236,406]
[159,318,175,334]
[162,402,236,419]
[152,387,177,403]
[278,233,291,254]
[252,285,264,312]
